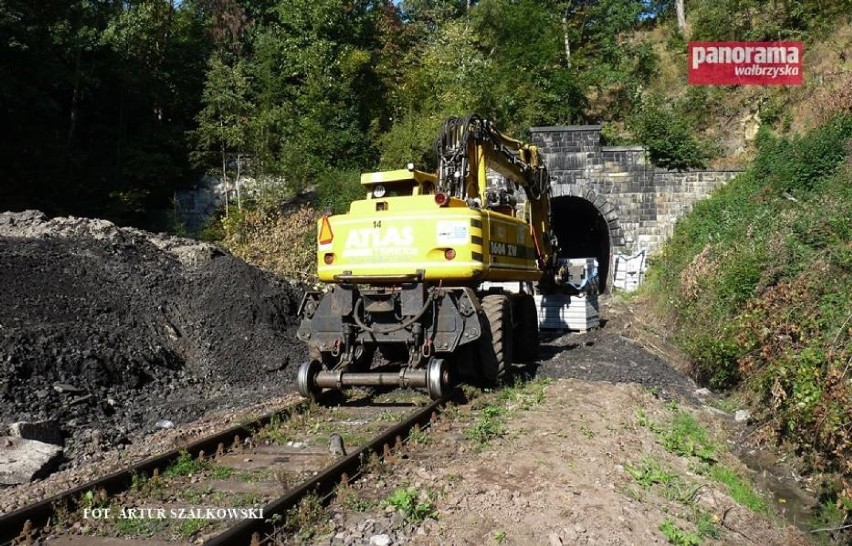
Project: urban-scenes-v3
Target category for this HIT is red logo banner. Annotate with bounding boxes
[688,41,803,86]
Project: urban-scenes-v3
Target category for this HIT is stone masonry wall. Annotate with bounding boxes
[531,125,741,258]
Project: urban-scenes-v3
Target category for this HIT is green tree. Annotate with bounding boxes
[192,55,254,213]
[0,0,209,226]
[244,0,383,187]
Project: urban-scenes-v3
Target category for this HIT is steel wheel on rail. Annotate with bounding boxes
[426,358,449,400]
[297,360,322,400]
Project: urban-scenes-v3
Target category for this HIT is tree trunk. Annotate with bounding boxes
[235,153,242,211]
[221,144,229,217]
[66,47,82,150]
[561,16,571,68]
[676,0,686,33]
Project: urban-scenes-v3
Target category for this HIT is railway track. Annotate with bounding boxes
[2,390,447,546]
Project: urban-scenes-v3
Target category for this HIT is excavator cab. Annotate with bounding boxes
[360,168,437,200]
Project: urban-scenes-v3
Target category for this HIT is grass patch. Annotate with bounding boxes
[465,405,505,445]
[210,465,234,480]
[163,450,208,478]
[657,410,717,463]
[625,457,706,506]
[114,516,168,537]
[463,377,550,447]
[625,457,679,488]
[407,426,430,445]
[639,407,770,514]
[336,483,375,512]
[659,518,702,546]
[638,408,718,463]
[699,464,768,513]
[175,518,210,539]
[384,487,437,523]
[497,377,551,409]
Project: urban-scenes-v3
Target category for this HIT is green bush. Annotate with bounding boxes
[316,168,365,214]
[629,94,710,171]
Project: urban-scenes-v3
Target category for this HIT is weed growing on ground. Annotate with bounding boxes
[639,406,770,514]
[80,488,109,509]
[498,377,551,409]
[694,511,721,539]
[659,518,702,546]
[175,518,210,539]
[657,411,717,463]
[179,487,204,504]
[625,457,679,488]
[235,491,263,506]
[363,451,387,475]
[210,465,234,479]
[115,516,167,537]
[465,405,505,445]
[129,471,147,492]
[407,426,430,445]
[163,450,208,477]
[463,378,550,447]
[494,529,507,543]
[285,493,329,540]
[384,487,437,523]
[336,483,375,512]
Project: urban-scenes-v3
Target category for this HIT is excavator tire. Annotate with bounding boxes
[478,294,514,385]
[512,294,539,363]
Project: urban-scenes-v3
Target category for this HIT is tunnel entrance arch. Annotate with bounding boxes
[550,196,615,292]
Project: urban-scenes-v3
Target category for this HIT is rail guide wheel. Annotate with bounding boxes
[426,358,449,400]
[297,360,323,400]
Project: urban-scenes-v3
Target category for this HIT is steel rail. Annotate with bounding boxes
[0,403,305,546]
[203,397,445,546]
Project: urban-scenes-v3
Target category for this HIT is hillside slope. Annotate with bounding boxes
[642,113,852,531]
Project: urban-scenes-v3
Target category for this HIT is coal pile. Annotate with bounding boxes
[0,211,306,461]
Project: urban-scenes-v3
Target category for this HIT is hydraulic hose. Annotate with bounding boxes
[352,292,434,334]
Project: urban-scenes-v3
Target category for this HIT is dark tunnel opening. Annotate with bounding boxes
[551,196,611,292]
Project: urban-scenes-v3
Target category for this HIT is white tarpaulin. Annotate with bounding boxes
[613,250,646,292]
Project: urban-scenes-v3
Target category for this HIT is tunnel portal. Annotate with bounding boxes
[550,196,611,292]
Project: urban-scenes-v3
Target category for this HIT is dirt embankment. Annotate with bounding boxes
[0,211,307,462]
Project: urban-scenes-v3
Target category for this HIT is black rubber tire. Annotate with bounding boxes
[478,294,514,385]
[513,294,539,363]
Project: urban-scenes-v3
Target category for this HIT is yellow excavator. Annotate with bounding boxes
[296,115,566,399]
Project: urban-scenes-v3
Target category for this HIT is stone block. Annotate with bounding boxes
[9,420,63,446]
[0,436,63,484]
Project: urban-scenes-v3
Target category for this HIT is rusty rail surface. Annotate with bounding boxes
[204,397,444,545]
[2,396,446,546]
[0,403,305,545]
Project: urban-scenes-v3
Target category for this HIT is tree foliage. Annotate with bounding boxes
[0,0,209,227]
[2,0,849,224]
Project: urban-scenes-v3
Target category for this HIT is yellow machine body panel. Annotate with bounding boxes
[316,194,541,283]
